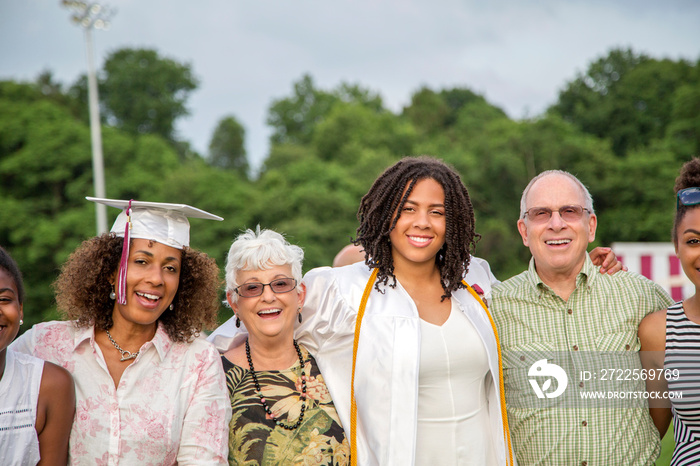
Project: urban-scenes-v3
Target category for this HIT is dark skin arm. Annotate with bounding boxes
[638,309,672,437]
[35,362,75,466]
[589,247,627,274]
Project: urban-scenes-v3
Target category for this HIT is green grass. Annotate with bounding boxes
[656,425,674,466]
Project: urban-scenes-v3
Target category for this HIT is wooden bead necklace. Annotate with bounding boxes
[245,338,307,430]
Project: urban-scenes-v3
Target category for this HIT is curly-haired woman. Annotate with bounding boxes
[12,199,231,465]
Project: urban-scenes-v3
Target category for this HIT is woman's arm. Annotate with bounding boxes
[638,309,672,437]
[36,362,75,466]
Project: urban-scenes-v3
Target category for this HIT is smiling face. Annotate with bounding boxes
[112,238,181,329]
[676,207,700,292]
[517,174,597,281]
[0,267,23,356]
[228,263,305,345]
[389,178,447,272]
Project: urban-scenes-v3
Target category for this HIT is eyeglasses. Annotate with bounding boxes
[522,205,591,223]
[233,277,297,298]
[677,187,700,209]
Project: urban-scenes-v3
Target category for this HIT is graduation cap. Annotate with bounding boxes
[86,197,223,305]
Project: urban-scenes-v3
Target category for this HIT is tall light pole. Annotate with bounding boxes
[61,1,115,234]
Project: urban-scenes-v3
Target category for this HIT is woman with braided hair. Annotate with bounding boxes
[296,156,511,465]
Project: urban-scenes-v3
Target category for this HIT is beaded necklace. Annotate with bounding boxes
[245,338,307,430]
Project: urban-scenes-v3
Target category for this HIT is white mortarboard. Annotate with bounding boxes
[87,197,223,304]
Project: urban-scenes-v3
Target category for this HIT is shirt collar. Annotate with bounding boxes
[73,324,95,351]
[148,324,173,360]
[525,253,598,299]
[72,322,172,360]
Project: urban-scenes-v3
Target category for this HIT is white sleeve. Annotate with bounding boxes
[206,316,244,353]
[297,266,357,357]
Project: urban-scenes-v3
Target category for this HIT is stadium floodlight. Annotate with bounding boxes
[61,0,116,234]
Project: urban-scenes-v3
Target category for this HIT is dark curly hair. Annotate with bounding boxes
[354,155,480,300]
[0,246,24,305]
[673,157,700,246]
[54,233,221,342]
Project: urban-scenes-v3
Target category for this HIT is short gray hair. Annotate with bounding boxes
[519,169,595,219]
[225,227,304,302]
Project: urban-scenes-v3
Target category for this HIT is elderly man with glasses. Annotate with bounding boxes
[491,170,673,466]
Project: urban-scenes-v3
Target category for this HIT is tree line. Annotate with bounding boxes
[1,47,698,328]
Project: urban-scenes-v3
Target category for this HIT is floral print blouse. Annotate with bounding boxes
[222,345,349,465]
[11,321,231,465]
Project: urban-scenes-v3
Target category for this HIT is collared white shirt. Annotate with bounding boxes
[11,321,231,466]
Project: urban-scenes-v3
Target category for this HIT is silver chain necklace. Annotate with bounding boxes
[105,329,140,362]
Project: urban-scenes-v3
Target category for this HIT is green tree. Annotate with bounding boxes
[252,155,376,270]
[402,86,508,161]
[552,48,698,156]
[594,143,680,246]
[0,82,96,326]
[66,74,90,123]
[312,102,415,165]
[267,74,383,146]
[99,48,198,142]
[552,48,648,137]
[404,86,506,136]
[208,115,248,176]
[667,80,700,158]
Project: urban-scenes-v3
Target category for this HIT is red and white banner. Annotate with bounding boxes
[611,242,692,302]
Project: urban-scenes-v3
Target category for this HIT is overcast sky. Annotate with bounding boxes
[2,0,699,171]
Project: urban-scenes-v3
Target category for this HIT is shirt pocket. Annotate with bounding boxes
[502,341,560,408]
[594,330,640,353]
[589,331,646,394]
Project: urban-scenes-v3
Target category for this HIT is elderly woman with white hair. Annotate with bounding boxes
[218,228,349,465]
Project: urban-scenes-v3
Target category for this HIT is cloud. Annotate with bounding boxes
[2,0,698,170]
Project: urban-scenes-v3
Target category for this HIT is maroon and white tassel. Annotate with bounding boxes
[116,199,133,305]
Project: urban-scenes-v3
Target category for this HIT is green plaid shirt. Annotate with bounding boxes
[492,255,673,466]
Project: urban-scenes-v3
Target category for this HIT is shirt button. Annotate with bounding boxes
[567,309,573,315]
[625,344,631,350]
[582,462,588,466]
[520,355,526,361]
[579,382,584,388]
[582,420,588,427]
[573,345,579,351]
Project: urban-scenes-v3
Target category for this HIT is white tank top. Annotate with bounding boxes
[415,300,497,465]
[0,349,43,465]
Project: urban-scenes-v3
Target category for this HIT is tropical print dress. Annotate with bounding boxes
[222,345,350,465]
